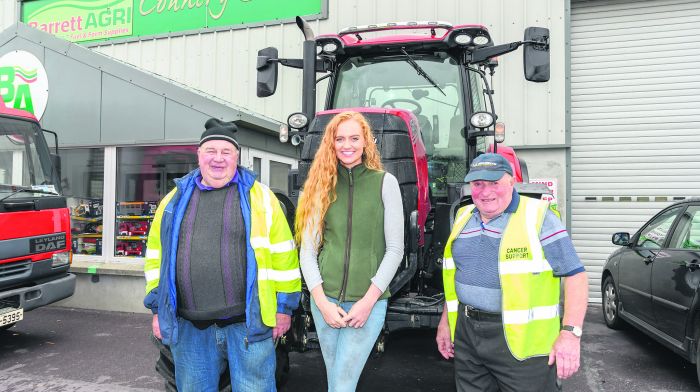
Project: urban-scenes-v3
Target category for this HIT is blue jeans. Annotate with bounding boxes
[310,296,388,392]
[170,318,276,392]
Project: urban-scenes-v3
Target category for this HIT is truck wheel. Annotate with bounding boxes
[602,276,625,329]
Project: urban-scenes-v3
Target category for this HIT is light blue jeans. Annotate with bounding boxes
[170,318,276,392]
[310,296,388,392]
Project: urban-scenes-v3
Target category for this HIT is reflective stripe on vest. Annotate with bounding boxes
[442,197,560,360]
[249,182,301,327]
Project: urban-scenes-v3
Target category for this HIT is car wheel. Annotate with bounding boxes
[602,276,625,329]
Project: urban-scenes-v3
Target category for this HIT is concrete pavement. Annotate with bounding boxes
[0,304,698,391]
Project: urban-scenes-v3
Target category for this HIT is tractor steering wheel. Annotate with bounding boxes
[381,99,423,115]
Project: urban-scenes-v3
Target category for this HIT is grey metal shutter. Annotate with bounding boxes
[570,0,700,301]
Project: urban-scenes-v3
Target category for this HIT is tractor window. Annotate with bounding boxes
[332,54,467,197]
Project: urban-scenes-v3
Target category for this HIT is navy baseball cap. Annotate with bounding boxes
[464,153,514,182]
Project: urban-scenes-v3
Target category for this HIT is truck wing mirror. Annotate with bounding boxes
[256,47,279,97]
[523,27,550,82]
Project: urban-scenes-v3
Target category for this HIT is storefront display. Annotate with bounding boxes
[114,201,158,258]
[69,197,103,255]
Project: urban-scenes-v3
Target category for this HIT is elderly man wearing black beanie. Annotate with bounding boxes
[144,118,301,391]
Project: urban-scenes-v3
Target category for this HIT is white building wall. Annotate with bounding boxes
[0,0,19,30]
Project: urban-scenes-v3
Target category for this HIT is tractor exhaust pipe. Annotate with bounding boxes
[296,16,317,126]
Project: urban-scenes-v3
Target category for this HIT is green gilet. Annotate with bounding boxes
[319,164,388,301]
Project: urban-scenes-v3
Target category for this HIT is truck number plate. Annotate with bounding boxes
[0,307,23,327]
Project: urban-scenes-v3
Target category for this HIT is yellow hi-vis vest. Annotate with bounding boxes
[144,181,301,327]
[442,196,560,360]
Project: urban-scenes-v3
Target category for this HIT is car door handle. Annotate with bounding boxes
[685,260,700,271]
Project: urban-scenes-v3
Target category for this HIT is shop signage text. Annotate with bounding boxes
[21,0,323,43]
[23,0,133,42]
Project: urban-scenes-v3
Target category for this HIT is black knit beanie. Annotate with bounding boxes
[200,118,240,150]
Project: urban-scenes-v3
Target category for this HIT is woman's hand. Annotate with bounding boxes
[342,284,383,328]
[318,299,348,328]
[311,286,347,328]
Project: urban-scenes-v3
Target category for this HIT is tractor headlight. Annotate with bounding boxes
[473,35,490,45]
[454,34,472,45]
[287,112,309,129]
[322,42,338,54]
[470,112,495,129]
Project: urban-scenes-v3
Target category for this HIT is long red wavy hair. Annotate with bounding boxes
[295,111,383,248]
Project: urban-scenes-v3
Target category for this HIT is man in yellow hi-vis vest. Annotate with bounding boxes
[436,153,588,392]
[143,118,301,392]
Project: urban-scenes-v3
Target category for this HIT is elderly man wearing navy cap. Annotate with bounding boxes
[436,153,588,392]
[143,118,301,391]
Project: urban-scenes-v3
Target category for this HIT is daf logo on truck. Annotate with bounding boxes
[29,233,66,254]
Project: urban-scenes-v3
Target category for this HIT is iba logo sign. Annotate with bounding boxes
[0,51,49,119]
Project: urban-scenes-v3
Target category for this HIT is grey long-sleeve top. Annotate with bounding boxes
[299,172,404,294]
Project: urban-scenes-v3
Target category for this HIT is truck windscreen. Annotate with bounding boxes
[0,116,53,193]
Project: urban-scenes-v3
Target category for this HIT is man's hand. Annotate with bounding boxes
[342,296,376,328]
[152,314,162,340]
[436,311,454,359]
[273,313,292,339]
[548,331,581,379]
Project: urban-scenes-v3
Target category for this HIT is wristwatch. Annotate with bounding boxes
[562,325,583,338]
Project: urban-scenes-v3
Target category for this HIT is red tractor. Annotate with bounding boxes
[256,18,552,353]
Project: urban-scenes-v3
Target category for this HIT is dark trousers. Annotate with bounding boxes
[454,303,561,392]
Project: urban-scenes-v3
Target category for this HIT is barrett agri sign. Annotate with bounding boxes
[23,0,133,42]
[21,0,323,43]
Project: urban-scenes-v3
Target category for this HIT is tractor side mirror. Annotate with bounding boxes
[256,47,279,97]
[523,27,550,82]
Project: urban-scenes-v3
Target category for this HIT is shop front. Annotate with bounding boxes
[0,22,297,312]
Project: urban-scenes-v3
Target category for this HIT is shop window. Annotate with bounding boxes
[270,160,291,194]
[116,146,198,258]
[253,157,262,180]
[59,148,105,256]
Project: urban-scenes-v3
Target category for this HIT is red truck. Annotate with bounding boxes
[0,101,75,330]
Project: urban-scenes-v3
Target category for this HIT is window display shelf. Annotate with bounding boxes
[116,215,155,220]
[116,235,148,241]
[74,233,103,238]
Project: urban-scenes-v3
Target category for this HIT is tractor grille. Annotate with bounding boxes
[0,259,31,280]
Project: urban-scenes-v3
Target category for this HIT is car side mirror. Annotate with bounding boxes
[256,47,279,97]
[523,27,550,82]
[612,232,630,246]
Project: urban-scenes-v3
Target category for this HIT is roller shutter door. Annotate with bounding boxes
[570,0,700,301]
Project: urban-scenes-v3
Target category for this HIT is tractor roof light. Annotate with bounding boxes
[470,112,495,129]
[454,33,472,45]
[473,35,490,45]
[494,122,506,143]
[279,123,289,143]
[287,112,309,129]
[322,42,338,54]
